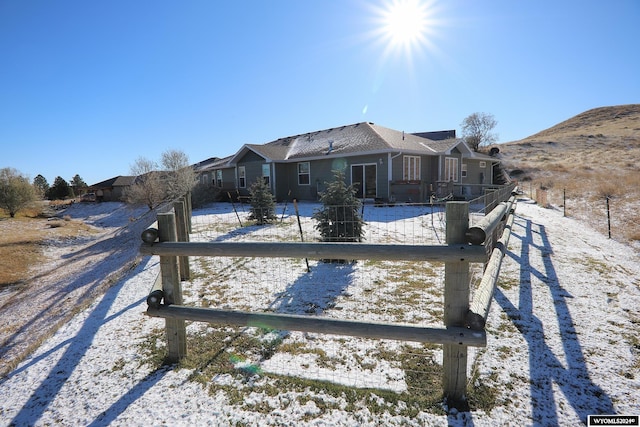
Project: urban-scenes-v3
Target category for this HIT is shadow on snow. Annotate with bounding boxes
[0,212,156,369]
[7,258,168,427]
[268,261,356,316]
[495,211,613,425]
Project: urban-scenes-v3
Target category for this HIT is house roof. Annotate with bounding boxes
[192,156,236,172]
[204,122,498,170]
[89,175,136,188]
[370,123,462,154]
[192,157,219,172]
[411,130,456,141]
[229,122,478,164]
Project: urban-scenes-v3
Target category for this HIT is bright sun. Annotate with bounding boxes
[375,0,434,56]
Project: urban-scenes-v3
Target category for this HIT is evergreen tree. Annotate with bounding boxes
[70,174,87,192]
[312,170,364,242]
[33,174,49,198]
[248,177,276,225]
[46,176,73,200]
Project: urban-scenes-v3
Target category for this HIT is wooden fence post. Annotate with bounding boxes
[443,201,470,406]
[157,212,187,362]
[173,198,191,281]
[186,191,193,233]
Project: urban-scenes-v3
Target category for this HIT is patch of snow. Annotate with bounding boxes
[1,198,639,426]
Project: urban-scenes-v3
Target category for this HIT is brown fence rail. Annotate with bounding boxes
[140,187,517,405]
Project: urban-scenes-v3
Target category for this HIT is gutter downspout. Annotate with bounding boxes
[270,162,276,198]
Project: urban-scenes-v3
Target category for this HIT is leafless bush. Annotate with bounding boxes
[596,181,620,199]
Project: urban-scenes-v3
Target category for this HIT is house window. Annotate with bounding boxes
[444,157,459,182]
[461,163,467,178]
[479,161,486,168]
[238,166,246,188]
[216,170,223,187]
[262,164,271,185]
[298,162,310,185]
[403,156,421,181]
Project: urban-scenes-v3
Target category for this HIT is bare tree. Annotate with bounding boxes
[124,157,166,210]
[161,149,197,200]
[461,112,498,151]
[0,168,37,218]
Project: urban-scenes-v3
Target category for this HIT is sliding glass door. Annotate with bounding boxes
[351,164,377,198]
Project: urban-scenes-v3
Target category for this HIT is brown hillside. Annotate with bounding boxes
[498,104,640,176]
[522,104,640,141]
[495,104,640,244]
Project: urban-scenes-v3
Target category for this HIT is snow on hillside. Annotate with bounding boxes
[0,198,638,426]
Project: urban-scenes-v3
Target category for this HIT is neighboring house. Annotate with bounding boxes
[88,176,137,202]
[193,157,220,186]
[213,122,500,202]
[193,155,236,195]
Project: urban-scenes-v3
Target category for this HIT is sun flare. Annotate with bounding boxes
[374,0,435,56]
[385,1,426,45]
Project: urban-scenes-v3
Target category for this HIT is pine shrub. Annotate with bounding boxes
[248,178,276,225]
[312,170,364,242]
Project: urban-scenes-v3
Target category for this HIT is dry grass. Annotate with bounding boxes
[522,104,640,140]
[0,208,96,288]
[496,104,640,243]
[0,220,46,288]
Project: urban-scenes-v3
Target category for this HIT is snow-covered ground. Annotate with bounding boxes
[0,202,154,378]
[0,198,638,426]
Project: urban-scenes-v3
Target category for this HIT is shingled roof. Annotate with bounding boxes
[192,156,234,172]
[89,175,136,188]
[230,122,464,164]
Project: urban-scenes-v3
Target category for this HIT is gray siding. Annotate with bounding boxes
[219,168,237,191]
[389,154,438,202]
[236,151,269,197]
[460,159,494,197]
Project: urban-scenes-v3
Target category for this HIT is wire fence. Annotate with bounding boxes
[191,201,448,245]
[521,185,639,243]
[147,187,515,406]
[174,201,452,399]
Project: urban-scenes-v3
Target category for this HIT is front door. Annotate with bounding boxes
[351,164,377,198]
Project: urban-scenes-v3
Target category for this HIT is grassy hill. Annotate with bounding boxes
[494,104,640,243]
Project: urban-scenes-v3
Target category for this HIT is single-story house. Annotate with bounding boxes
[88,175,137,202]
[193,157,220,186]
[201,122,502,202]
[193,155,237,196]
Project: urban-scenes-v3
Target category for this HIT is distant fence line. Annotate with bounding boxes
[525,185,624,240]
[139,185,518,407]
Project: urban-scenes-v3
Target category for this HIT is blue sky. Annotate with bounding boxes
[1,0,638,186]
